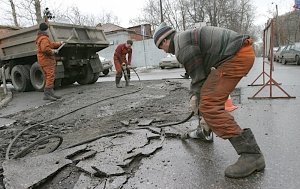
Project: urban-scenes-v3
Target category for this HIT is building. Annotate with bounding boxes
[97,23,167,68]
[97,23,152,45]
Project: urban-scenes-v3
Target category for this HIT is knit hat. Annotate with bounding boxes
[127,40,133,45]
[39,23,48,31]
[153,22,175,48]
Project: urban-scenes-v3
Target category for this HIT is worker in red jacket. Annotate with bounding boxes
[36,22,62,101]
[113,40,133,88]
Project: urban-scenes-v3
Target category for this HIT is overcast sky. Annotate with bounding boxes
[252,0,295,25]
[0,0,296,27]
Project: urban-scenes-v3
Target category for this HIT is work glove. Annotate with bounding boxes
[52,49,59,54]
[189,95,199,115]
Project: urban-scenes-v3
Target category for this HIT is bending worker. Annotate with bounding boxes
[113,40,133,88]
[153,22,265,178]
[36,22,62,101]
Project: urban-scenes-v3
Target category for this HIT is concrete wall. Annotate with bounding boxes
[99,37,167,69]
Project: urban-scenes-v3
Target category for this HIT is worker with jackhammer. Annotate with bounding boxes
[153,22,265,178]
[36,22,62,101]
[113,40,133,88]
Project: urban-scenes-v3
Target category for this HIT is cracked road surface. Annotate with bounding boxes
[1,60,300,189]
[0,78,194,189]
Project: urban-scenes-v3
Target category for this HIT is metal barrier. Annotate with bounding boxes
[248,18,295,99]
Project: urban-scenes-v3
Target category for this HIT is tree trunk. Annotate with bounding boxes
[9,0,19,27]
[34,0,43,24]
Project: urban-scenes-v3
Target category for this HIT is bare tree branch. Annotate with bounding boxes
[8,0,19,26]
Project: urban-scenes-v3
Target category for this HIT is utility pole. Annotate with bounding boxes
[160,0,164,22]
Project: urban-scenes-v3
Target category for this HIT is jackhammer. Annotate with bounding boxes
[121,63,130,86]
[181,114,213,142]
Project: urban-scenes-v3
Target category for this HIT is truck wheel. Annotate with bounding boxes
[89,72,100,84]
[76,64,94,85]
[30,62,45,91]
[102,69,109,76]
[11,65,32,92]
[54,78,62,89]
[61,77,76,86]
[24,65,34,91]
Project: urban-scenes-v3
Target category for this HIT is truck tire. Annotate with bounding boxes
[102,69,109,76]
[54,78,62,89]
[30,62,45,91]
[76,64,94,85]
[24,65,34,91]
[11,65,32,92]
[89,72,100,84]
[61,77,76,86]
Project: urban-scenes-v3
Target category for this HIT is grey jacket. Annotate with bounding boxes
[173,26,249,97]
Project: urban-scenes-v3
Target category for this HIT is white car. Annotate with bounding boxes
[159,54,182,69]
[99,56,113,76]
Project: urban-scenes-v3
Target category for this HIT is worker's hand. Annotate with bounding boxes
[52,49,59,54]
[189,95,199,115]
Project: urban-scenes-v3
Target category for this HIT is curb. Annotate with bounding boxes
[0,89,13,109]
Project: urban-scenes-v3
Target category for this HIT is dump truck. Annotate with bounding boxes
[0,22,110,92]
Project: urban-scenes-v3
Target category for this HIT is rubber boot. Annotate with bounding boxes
[116,76,122,88]
[49,88,62,99]
[43,88,57,101]
[225,128,265,178]
[125,78,134,86]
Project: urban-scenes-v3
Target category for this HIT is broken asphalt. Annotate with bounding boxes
[1,58,300,189]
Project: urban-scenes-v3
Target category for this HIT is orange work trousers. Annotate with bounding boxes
[113,58,130,78]
[200,39,255,138]
[41,64,55,88]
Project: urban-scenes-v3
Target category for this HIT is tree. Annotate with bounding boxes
[8,0,19,26]
[53,6,120,26]
[137,0,256,35]
[34,0,42,23]
[130,0,162,31]
[1,0,119,27]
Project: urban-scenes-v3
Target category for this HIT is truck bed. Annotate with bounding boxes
[0,22,109,61]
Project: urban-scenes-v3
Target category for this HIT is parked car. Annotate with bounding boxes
[280,43,300,65]
[159,54,182,69]
[273,46,286,62]
[99,56,113,75]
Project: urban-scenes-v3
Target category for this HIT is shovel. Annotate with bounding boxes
[57,29,76,52]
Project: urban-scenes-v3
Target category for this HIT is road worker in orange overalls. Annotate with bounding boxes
[153,22,265,178]
[113,40,133,88]
[36,22,62,101]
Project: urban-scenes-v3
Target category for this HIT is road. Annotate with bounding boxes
[0,58,300,189]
